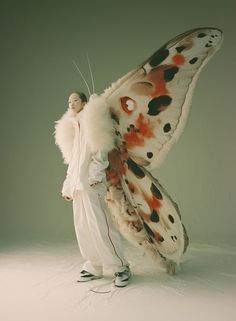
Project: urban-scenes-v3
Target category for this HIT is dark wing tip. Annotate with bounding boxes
[140,27,223,68]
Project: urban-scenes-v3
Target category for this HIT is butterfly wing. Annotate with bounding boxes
[106,149,188,266]
[103,27,223,170]
[103,28,223,267]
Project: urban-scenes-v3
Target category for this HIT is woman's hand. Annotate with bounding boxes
[61,193,72,201]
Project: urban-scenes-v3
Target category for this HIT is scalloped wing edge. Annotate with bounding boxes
[149,31,224,169]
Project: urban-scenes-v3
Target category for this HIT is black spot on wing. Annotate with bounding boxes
[115,130,121,137]
[150,210,159,223]
[110,111,119,124]
[171,235,178,241]
[127,124,135,132]
[143,222,155,238]
[127,158,145,178]
[147,152,153,159]
[149,48,169,67]
[148,95,172,116]
[198,32,206,38]
[164,66,179,82]
[150,183,163,200]
[168,214,175,223]
[158,234,165,243]
[128,184,135,193]
[189,57,198,64]
[176,45,185,53]
[163,123,171,133]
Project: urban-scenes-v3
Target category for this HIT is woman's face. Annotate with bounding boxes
[68,93,85,114]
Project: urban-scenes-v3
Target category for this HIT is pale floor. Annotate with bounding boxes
[0,240,236,321]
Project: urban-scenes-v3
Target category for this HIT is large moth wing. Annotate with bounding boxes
[103,28,223,268]
[106,150,188,266]
[103,28,223,170]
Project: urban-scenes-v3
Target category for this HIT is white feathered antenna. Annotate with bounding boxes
[86,52,95,94]
[72,60,91,96]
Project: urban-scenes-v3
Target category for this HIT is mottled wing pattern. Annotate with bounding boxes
[106,150,188,263]
[104,28,223,170]
[104,28,223,265]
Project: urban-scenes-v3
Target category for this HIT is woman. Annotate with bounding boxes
[54,92,131,287]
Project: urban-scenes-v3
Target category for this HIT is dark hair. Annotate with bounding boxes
[75,91,88,103]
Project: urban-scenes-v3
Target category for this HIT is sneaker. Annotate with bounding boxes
[77,270,101,282]
[114,266,131,287]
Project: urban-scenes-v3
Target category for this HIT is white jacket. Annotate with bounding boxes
[54,95,115,197]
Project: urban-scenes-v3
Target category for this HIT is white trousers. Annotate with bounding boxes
[72,183,128,276]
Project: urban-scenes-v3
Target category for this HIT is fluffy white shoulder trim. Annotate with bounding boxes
[54,110,75,164]
[83,94,115,153]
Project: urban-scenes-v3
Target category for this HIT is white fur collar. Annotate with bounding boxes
[54,110,76,164]
[83,94,116,153]
[54,94,115,164]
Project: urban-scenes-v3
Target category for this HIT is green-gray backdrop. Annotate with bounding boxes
[1,0,235,247]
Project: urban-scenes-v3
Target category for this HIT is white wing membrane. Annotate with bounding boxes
[104,28,223,170]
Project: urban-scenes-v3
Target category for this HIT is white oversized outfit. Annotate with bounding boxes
[55,97,128,277]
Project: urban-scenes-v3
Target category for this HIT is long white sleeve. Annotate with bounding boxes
[54,110,75,164]
[61,171,73,198]
[88,151,109,186]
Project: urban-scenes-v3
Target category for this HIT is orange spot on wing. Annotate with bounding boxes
[136,113,154,138]
[124,113,154,148]
[144,194,161,209]
[106,168,120,185]
[172,54,185,65]
[120,97,134,114]
[155,232,164,243]
[124,131,144,148]
[147,67,168,97]
[149,196,161,209]
[151,81,167,97]
[107,150,126,186]
[128,182,137,194]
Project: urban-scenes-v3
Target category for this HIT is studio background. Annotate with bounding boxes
[1,0,236,248]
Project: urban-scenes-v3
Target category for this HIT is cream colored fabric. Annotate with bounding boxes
[73,185,128,275]
[61,109,109,198]
[55,96,128,274]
